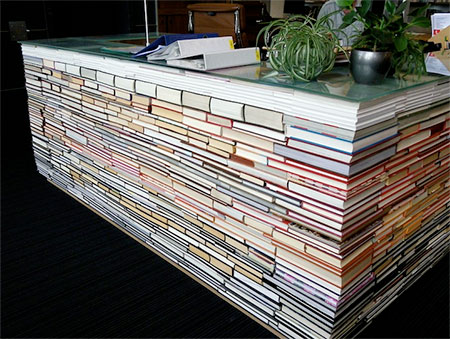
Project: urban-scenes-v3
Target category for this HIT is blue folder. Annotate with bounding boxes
[133,33,219,57]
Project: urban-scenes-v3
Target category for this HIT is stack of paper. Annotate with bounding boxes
[21,40,449,338]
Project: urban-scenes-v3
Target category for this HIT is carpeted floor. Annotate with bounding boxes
[2,88,449,338]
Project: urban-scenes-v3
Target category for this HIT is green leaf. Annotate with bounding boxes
[342,11,357,24]
[395,1,408,15]
[336,0,354,9]
[394,36,408,51]
[389,14,404,25]
[357,0,371,17]
[385,0,396,17]
[409,17,431,28]
[409,4,429,18]
[417,4,430,16]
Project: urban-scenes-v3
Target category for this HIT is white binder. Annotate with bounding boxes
[146,36,234,61]
[167,47,261,70]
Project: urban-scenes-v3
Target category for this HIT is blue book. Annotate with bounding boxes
[133,33,219,57]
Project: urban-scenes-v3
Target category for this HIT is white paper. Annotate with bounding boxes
[426,54,450,76]
[431,13,450,33]
[426,13,450,75]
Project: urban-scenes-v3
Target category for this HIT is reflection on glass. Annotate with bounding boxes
[21,34,447,103]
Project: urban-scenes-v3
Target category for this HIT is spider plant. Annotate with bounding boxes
[257,15,346,82]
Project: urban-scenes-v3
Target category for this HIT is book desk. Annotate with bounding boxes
[21,35,449,338]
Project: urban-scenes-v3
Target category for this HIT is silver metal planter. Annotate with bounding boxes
[350,49,392,85]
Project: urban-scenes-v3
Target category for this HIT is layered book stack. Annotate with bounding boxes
[21,39,449,338]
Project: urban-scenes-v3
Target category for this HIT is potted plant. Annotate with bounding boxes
[257,14,346,82]
[337,0,430,84]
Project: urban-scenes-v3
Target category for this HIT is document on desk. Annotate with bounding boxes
[167,47,261,71]
[146,36,234,61]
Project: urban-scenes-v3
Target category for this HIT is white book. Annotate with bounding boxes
[287,135,399,165]
[228,160,288,188]
[84,80,98,89]
[80,67,96,80]
[152,98,182,112]
[275,143,396,176]
[182,106,207,121]
[115,89,131,100]
[213,201,242,220]
[66,129,87,145]
[288,138,353,163]
[167,47,260,71]
[222,128,273,151]
[233,121,286,142]
[54,61,65,72]
[99,84,114,95]
[114,76,135,92]
[182,115,222,136]
[237,142,284,162]
[66,64,80,76]
[135,80,156,97]
[276,249,341,287]
[288,180,382,211]
[235,147,267,165]
[156,86,182,105]
[210,98,244,121]
[286,125,398,154]
[283,115,397,142]
[147,36,234,61]
[244,105,284,132]
[182,91,211,112]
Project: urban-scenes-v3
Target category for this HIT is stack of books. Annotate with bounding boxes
[21,40,449,338]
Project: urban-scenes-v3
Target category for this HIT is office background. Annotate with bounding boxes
[2,1,449,337]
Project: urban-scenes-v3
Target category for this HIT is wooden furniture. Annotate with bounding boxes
[234,0,271,46]
[157,0,193,34]
[187,3,247,47]
[157,0,268,46]
[157,0,225,34]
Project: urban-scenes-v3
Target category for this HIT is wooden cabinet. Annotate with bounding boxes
[158,1,194,34]
[157,0,269,46]
[158,0,224,34]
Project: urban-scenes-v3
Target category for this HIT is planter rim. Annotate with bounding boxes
[352,48,392,55]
